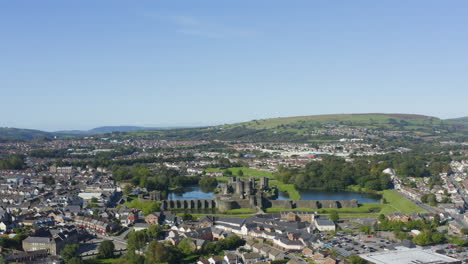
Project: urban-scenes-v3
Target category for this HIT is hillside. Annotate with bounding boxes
[123,113,467,142]
[0,127,52,141]
[447,116,468,127]
[55,126,161,135]
[1,114,466,142]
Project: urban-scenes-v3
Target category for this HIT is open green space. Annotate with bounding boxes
[224,208,256,214]
[379,190,427,214]
[123,199,160,216]
[205,167,273,177]
[178,213,256,219]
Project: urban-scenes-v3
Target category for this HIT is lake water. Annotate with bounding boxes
[167,186,214,200]
[277,190,380,203]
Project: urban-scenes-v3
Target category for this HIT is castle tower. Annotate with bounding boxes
[236,180,245,195]
[260,177,269,189]
[245,180,252,195]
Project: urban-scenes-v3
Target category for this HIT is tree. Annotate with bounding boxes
[67,257,83,264]
[61,244,80,263]
[431,232,445,244]
[199,176,218,192]
[378,214,386,222]
[182,212,194,221]
[98,240,115,259]
[147,224,163,240]
[127,230,148,252]
[433,214,441,228]
[145,241,181,264]
[123,184,133,195]
[329,210,339,222]
[238,169,244,176]
[413,232,432,246]
[359,224,372,234]
[177,238,196,255]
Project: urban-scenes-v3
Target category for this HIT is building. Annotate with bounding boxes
[281,211,315,223]
[313,217,336,232]
[145,213,161,225]
[22,228,78,256]
[360,248,461,264]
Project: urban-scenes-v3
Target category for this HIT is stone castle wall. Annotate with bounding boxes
[160,198,358,212]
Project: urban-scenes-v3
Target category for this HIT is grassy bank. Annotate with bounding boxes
[178,213,256,219]
[379,190,427,214]
[265,203,383,214]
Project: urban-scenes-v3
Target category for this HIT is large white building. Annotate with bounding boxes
[360,247,461,264]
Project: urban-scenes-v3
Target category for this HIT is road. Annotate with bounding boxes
[79,227,132,257]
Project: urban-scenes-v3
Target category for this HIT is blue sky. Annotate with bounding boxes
[1,1,467,131]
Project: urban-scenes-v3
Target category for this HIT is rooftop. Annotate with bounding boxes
[360,248,460,264]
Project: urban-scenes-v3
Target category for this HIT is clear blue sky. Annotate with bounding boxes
[1,1,467,131]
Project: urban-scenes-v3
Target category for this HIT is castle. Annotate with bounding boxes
[158,176,359,212]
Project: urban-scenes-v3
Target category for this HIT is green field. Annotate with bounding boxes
[224,208,256,214]
[205,167,273,177]
[225,113,443,131]
[265,203,383,214]
[379,190,427,214]
[120,113,466,143]
[178,213,256,219]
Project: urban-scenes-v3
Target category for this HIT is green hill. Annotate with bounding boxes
[124,113,466,142]
[447,116,468,127]
[225,113,439,129]
[2,114,466,142]
[0,127,53,141]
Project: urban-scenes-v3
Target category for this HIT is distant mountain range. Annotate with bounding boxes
[0,125,192,141]
[1,113,467,142]
[54,126,185,135]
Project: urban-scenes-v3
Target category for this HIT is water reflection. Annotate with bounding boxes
[167,186,214,200]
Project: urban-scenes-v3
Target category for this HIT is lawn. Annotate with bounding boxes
[123,199,160,216]
[265,203,383,214]
[182,213,256,219]
[270,179,301,200]
[379,190,427,214]
[206,167,273,177]
[224,208,256,214]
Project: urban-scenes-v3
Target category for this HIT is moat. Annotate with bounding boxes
[168,186,380,203]
[168,186,214,200]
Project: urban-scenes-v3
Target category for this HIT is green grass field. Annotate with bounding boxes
[379,190,427,214]
[179,213,256,219]
[224,208,256,214]
[206,167,273,177]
